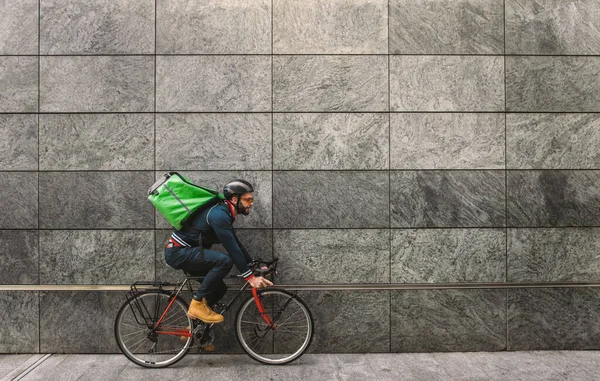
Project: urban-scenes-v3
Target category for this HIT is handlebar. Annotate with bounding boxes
[249,257,279,277]
[229,257,278,279]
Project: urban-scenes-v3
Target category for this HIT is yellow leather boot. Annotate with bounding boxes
[187,298,224,324]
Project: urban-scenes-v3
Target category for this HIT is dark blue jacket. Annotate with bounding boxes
[170,201,253,279]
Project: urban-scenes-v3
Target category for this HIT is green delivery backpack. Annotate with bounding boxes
[148,172,225,230]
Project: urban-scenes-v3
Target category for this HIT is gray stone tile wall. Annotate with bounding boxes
[0,115,38,170]
[391,289,506,352]
[0,0,38,54]
[391,229,506,283]
[508,288,600,350]
[1,0,599,354]
[40,0,155,55]
[0,230,39,284]
[390,0,504,54]
[0,57,38,112]
[0,292,39,353]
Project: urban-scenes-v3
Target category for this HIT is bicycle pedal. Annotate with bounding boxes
[212,303,226,314]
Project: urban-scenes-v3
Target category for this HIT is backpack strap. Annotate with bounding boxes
[205,203,220,226]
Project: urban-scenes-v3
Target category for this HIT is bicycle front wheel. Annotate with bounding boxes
[236,288,313,365]
[114,291,193,368]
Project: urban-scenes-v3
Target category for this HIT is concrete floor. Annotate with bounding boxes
[1,351,599,381]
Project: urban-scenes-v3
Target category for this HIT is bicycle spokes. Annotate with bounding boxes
[115,292,193,368]
[236,289,313,365]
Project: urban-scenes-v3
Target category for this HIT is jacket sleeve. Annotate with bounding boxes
[209,208,253,280]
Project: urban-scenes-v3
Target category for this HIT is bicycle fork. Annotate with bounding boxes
[252,289,298,337]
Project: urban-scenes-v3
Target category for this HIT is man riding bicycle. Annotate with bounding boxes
[164,179,272,324]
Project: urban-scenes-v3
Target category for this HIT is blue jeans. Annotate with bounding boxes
[165,246,233,306]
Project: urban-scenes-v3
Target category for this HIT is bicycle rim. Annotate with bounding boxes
[236,289,313,365]
[114,292,192,368]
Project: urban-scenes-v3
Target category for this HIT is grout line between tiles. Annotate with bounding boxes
[154,0,157,282]
[3,226,600,231]
[504,0,509,351]
[3,282,600,292]
[2,111,600,115]
[271,0,275,239]
[6,168,600,173]
[388,0,393,353]
[2,53,599,57]
[37,0,41,355]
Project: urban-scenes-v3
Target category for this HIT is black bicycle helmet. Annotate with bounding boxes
[223,179,254,200]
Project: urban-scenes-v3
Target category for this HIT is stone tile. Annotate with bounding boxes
[156,56,271,112]
[0,115,38,170]
[274,229,390,284]
[155,171,272,229]
[21,354,128,381]
[40,56,154,112]
[0,354,40,371]
[273,113,389,170]
[508,228,600,282]
[156,114,271,171]
[8,355,69,381]
[69,355,130,381]
[0,172,38,229]
[301,290,390,353]
[273,55,388,112]
[0,0,38,54]
[273,0,388,54]
[390,0,503,54]
[0,230,38,284]
[0,57,38,113]
[391,229,506,283]
[391,289,506,352]
[391,113,505,169]
[40,0,154,54]
[507,170,600,227]
[508,288,600,350]
[368,353,459,381]
[157,0,270,54]
[390,171,506,227]
[506,57,600,112]
[39,172,154,229]
[0,354,46,380]
[40,291,123,353]
[506,0,600,55]
[155,229,273,283]
[40,230,154,285]
[39,114,154,170]
[507,113,600,169]
[273,171,389,228]
[212,229,273,264]
[390,55,504,112]
[0,292,39,353]
[424,351,600,381]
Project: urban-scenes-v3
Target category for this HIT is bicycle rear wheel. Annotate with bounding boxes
[114,291,193,368]
[236,288,313,365]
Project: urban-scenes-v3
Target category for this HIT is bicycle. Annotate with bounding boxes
[114,258,314,368]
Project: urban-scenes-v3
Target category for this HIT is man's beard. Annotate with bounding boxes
[238,205,250,215]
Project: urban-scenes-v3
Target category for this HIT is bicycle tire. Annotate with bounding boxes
[114,291,193,368]
[236,288,314,365]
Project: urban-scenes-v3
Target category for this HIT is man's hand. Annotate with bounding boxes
[248,276,273,289]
